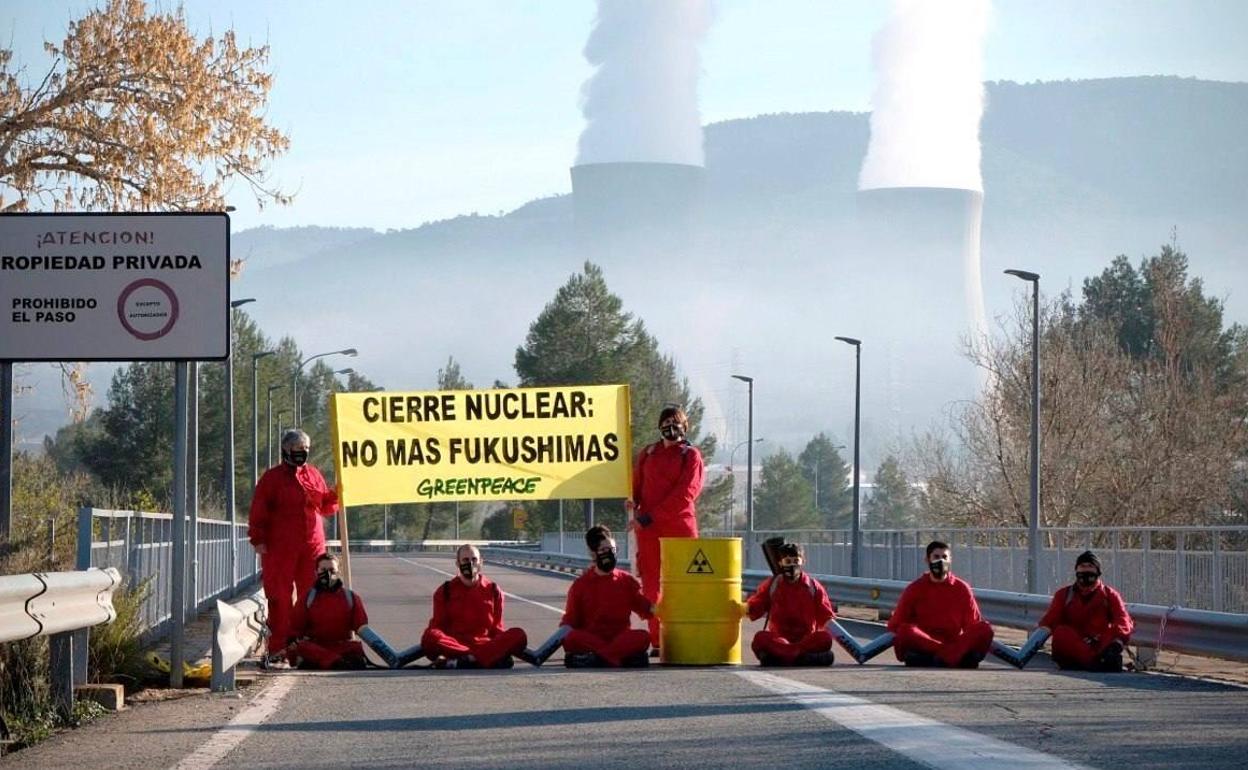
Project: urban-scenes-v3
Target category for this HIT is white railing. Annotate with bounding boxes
[540,525,1248,612]
[77,508,261,639]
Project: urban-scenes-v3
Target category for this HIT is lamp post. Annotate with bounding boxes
[731,375,755,532]
[274,409,290,462]
[834,337,862,577]
[265,385,284,468]
[250,349,275,493]
[728,437,763,531]
[293,348,357,424]
[1006,269,1042,594]
[226,298,256,587]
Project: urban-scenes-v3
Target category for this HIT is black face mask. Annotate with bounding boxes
[660,424,683,441]
[929,558,950,578]
[316,571,341,591]
[1076,572,1100,587]
[781,564,801,580]
[459,560,479,580]
[595,549,617,572]
[283,449,309,467]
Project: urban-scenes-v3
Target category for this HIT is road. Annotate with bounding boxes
[6,553,1247,769]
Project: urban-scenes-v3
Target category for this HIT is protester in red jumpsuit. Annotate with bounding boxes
[1038,551,1133,672]
[627,406,704,649]
[420,545,528,669]
[561,526,654,668]
[286,553,369,669]
[888,540,994,668]
[249,428,339,667]
[744,543,836,666]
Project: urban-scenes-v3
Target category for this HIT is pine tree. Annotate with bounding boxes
[865,455,918,529]
[753,449,819,530]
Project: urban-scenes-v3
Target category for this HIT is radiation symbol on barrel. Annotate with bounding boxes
[686,549,714,574]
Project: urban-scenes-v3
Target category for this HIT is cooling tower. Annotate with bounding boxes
[570,162,705,237]
[853,186,987,432]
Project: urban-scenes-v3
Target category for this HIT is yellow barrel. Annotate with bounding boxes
[658,537,742,665]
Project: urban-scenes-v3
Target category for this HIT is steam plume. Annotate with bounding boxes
[576,0,712,167]
[858,0,991,191]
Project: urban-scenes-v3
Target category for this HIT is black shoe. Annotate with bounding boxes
[620,651,650,668]
[648,647,661,658]
[564,652,603,669]
[757,653,784,667]
[331,654,368,671]
[491,656,515,669]
[902,651,940,668]
[796,651,835,667]
[957,651,984,669]
[1096,641,1125,672]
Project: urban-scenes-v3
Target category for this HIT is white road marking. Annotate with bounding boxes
[394,555,567,614]
[736,669,1089,770]
[172,673,297,770]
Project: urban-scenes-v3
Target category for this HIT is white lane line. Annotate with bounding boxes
[172,673,297,770]
[736,670,1089,770]
[394,555,566,615]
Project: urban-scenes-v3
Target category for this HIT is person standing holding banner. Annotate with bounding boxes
[627,406,704,652]
[249,428,340,668]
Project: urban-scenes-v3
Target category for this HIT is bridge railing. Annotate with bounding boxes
[680,526,1248,614]
[76,507,260,639]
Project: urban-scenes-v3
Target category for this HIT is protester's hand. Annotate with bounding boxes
[255,543,267,555]
[625,499,636,514]
[324,488,339,507]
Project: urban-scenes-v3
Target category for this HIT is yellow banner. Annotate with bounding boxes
[330,384,632,505]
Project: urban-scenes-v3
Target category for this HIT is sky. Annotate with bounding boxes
[6,0,1248,232]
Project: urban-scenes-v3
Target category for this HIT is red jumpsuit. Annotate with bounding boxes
[746,573,836,665]
[888,573,994,667]
[632,440,704,645]
[560,567,653,667]
[248,463,338,648]
[420,576,528,668]
[287,586,369,669]
[1039,582,1133,670]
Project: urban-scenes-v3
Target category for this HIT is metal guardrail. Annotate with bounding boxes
[487,549,1248,663]
[0,568,122,716]
[211,589,267,692]
[78,507,260,639]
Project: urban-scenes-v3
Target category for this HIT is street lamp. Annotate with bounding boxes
[293,348,357,423]
[226,298,256,586]
[250,349,276,492]
[265,384,284,468]
[834,336,862,577]
[1006,268,1042,593]
[274,409,290,462]
[728,437,763,531]
[731,375,755,532]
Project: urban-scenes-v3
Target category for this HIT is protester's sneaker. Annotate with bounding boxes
[262,653,291,670]
[956,651,983,669]
[620,651,650,668]
[648,647,661,658]
[796,650,835,667]
[332,654,368,671]
[902,651,940,668]
[491,656,515,669]
[1096,641,1125,673]
[756,653,784,667]
[564,652,602,669]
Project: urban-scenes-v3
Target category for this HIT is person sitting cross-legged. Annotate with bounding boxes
[286,553,370,670]
[561,525,655,668]
[887,540,994,668]
[420,545,529,669]
[743,542,836,666]
[1038,551,1134,672]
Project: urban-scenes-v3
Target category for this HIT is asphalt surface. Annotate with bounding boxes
[6,553,1248,769]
